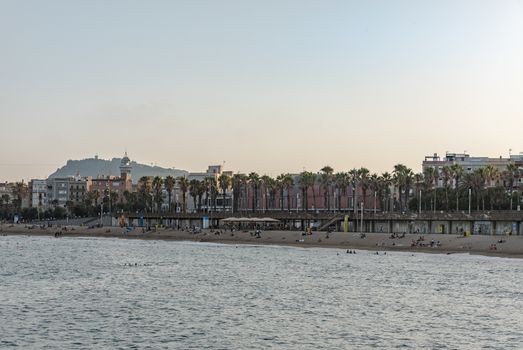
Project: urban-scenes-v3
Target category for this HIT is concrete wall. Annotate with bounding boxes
[494,221,518,235]
[411,221,429,234]
[473,221,492,235]
[451,221,472,235]
[392,221,409,233]
[374,221,390,233]
[431,221,450,234]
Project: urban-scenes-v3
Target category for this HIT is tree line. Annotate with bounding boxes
[2,162,521,221]
[82,163,523,215]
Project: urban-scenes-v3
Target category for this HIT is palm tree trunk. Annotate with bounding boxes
[311,187,316,211]
[302,188,307,212]
[252,187,256,212]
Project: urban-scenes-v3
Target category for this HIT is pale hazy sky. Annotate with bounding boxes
[1,0,522,182]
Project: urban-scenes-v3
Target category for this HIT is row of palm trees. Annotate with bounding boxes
[18,162,516,219]
[90,163,519,214]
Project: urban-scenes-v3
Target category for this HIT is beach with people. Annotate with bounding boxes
[2,223,523,258]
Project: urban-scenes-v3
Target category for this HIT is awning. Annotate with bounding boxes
[220,217,280,222]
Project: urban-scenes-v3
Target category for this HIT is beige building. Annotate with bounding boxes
[88,153,133,201]
[423,152,523,188]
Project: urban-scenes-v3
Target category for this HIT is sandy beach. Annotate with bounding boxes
[2,224,522,258]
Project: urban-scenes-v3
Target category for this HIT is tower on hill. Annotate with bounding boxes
[120,152,132,182]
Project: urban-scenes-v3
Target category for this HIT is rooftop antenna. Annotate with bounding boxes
[509,148,512,157]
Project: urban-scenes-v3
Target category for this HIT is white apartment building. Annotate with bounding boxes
[30,179,48,209]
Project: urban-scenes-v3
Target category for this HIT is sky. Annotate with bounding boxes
[1,0,522,182]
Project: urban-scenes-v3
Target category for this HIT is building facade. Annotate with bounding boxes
[29,179,48,209]
[88,153,133,202]
[423,152,523,188]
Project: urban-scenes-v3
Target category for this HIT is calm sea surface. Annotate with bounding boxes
[1,235,522,349]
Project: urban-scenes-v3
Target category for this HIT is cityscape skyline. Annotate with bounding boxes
[1,149,522,183]
[1,1,522,182]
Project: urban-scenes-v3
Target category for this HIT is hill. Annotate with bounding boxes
[48,156,188,183]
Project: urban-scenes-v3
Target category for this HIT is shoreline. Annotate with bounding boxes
[2,224,522,259]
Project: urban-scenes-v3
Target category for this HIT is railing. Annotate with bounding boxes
[124,210,523,221]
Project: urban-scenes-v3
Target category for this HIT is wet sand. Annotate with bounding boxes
[2,224,522,258]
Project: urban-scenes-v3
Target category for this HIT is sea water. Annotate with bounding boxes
[1,235,522,349]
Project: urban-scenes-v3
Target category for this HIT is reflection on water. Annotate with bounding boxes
[1,236,522,349]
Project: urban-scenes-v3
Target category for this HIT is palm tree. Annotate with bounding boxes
[476,167,487,210]
[268,177,278,211]
[197,181,205,212]
[261,175,274,212]
[189,179,200,212]
[441,166,453,211]
[231,174,248,213]
[201,177,211,212]
[461,169,485,211]
[298,172,309,212]
[413,172,424,211]
[240,174,249,212]
[380,172,392,212]
[504,163,519,210]
[309,172,317,210]
[450,164,464,211]
[484,165,500,210]
[164,176,176,212]
[218,173,231,212]
[393,164,414,211]
[138,176,152,212]
[208,177,218,213]
[248,172,260,212]
[276,174,286,211]
[299,171,316,211]
[423,166,438,212]
[152,176,164,213]
[178,176,189,213]
[231,174,242,213]
[348,168,359,211]
[320,166,334,211]
[368,173,380,212]
[109,190,118,214]
[358,168,370,209]
[334,172,349,211]
[281,173,294,212]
